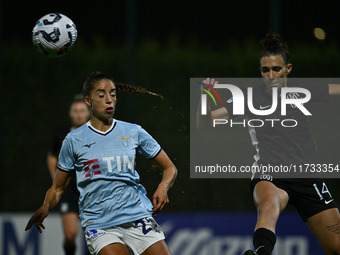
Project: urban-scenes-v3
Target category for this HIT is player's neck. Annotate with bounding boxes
[90,117,114,132]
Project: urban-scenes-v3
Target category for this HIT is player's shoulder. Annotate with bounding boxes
[66,123,89,139]
[114,120,147,138]
[115,119,142,129]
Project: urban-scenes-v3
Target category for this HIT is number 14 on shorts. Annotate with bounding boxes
[313,182,334,204]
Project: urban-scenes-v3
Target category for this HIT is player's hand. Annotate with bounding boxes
[25,205,49,233]
[151,183,169,215]
[201,77,219,93]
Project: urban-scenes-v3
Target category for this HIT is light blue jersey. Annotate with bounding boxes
[57,120,161,231]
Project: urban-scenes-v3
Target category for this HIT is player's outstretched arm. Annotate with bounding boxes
[196,78,229,129]
[25,170,71,233]
[151,150,177,214]
[329,84,340,95]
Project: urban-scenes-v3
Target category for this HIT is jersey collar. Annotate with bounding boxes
[86,119,116,136]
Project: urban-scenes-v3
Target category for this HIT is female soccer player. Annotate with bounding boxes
[26,71,177,255]
[197,33,340,255]
[47,94,90,255]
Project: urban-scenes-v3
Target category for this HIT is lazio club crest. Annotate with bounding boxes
[116,136,132,146]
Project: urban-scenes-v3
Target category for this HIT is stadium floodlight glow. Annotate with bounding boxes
[313,27,326,40]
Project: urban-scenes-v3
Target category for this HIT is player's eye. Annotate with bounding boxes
[111,93,116,97]
[273,67,282,72]
[261,67,269,73]
[99,94,104,98]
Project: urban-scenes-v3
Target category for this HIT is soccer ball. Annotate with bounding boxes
[32,13,77,57]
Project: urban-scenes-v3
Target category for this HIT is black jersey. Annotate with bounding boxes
[224,80,329,168]
[49,128,79,214]
[50,129,70,157]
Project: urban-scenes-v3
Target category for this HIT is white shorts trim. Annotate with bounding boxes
[85,217,165,255]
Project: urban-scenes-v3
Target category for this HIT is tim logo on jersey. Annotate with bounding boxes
[200,83,311,128]
[83,155,135,178]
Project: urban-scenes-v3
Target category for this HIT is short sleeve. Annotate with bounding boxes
[305,82,328,103]
[49,135,60,156]
[223,87,248,119]
[290,79,329,103]
[223,97,235,119]
[49,129,69,156]
[57,134,76,172]
[136,126,161,159]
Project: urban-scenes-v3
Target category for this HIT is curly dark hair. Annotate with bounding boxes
[259,32,290,65]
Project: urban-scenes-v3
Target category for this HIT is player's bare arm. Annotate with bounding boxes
[25,170,71,233]
[151,149,177,214]
[196,77,229,129]
[47,152,58,181]
[329,84,340,95]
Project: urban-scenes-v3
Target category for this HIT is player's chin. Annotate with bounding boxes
[266,83,282,91]
[104,110,115,117]
[98,112,114,122]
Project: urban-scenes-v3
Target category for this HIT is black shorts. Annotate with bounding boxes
[59,172,79,214]
[251,177,338,221]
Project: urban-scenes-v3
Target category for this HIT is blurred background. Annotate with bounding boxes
[1,0,340,254]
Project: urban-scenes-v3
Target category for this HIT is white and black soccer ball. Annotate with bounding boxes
[32,13,77,57]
